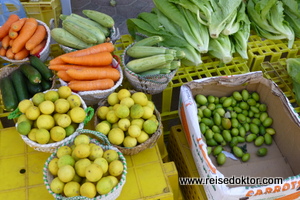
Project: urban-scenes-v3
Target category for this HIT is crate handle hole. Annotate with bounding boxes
[19,169,26,174]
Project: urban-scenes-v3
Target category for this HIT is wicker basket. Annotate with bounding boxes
[0,19,51,63]
[59,58,123,106]
[95,90,163,155]
[121,43,179,95]
[15,89,94,153]
[43,129,127,200]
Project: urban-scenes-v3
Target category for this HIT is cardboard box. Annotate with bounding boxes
[178,71,300,200]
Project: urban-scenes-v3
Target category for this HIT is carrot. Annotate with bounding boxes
[9,29,18,39]
[25,25,47,51]
[57,70,74,82]
[30,39,46,55]
[66,67,120,81]
[68,79,115,91]
[49,56,66,65]
[0,47,6,56]
[0,14,19,41]
[61,51,113,66]
[9,39,14,47]
[14,48,30,60]
[61,42,115,58]
[12,18,38,54]
[1,35,10,49]
[11,18,26,32]
[49,64,112,71]
[5,48,14,59]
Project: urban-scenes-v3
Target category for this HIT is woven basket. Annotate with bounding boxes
[95,90,163,155]
[59,58,123,106]
[15,89,94,153]
[0,19,51,63]
[43,129,127,200]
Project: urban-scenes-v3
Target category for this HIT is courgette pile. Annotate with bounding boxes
[0,56,53,111]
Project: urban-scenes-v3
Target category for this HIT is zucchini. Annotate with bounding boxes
[126,54,174,73]
[20,63,42,85]
[51,28,93,50]
[133,36,164,46]
[62,19,98,44]
[26,80,42,96]
[41,78,52,90]
[170,60,181,70]
[29,55,54,81]
[10,69,30,101]
[82,10,114,28]
[0,76,18,111]
[139,68,171,76]
[127,46,177,58]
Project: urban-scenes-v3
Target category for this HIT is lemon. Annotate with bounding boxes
[89,145,104,160]
[67,94,82,108]
[127,124,141,138]
[94,157,109,173]
[131,92,149,106]
[44,90,60,102]
[108,128,124,145]
[142,106,154,119]
[50,177,65,194]
[106,110,119,124]
[103,149,119,163]
[65,123,77,136]
[50,126,66,142]
[80,182,97,198]
[54,99,70,114]
[85,163,103,182]
[74,134,90,145]
[146,101,155,111]
[137,131,149,143]
[48,157,59,176]
[123,136,137,147]
[58,165,75,183]
[75,158,91,177]
[31,92,45,106]
[95,121,111,135]
[96,177,113,195]
[58,86,72,99]
[35,128,50,144]
[18,99,34,113]
[56,114,72,128]
[117,118,131,131]
[17,114,32,125]
[112,103,120,111]
[72,173,82,183]
[25,106,40,120]
[38,100,55,115]
[57,146,72,158]
[143,119,158,134]
[120,97,135,108]
[64,181,80,197]
[97,106,110,120]
[69,107,86,123]
[115,104,130,118]
[28,127,38,141]
[130,104,144,119]
[57,154,75,168]
[36,114,55,130]
[108,160,124,176]
[130,118,144,129]
[107,92,119,106]
[117,88,131,100]
[74,144,91,158]
[17,120,32,135]
[107,175,119,188]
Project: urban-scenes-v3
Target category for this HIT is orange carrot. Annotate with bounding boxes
[68,79,115,91]
[61,51,113,66]
[57,71,74,82]
[66,67,120,81]
[61,42,115,58]
[25,25,47,51]
[49,56,66,65]
[5,48,14,59]
[30,39,46,55]
[49,64,112,71]
[0,47,6,56]
[0,14,19,41]
[9,38,14,47]
[11,18,26,32]
[12,18,38,53]
[2,35,10,49]
[14,48,30,60]
[9,28,18,39]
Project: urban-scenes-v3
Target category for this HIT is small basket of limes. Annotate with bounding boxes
[11,86,94,153]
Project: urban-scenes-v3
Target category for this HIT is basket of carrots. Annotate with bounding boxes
[0,14,51,63]
[49,42,123,106]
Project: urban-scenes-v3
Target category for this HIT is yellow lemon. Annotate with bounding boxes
[31,92,45,106]
[107,92,119,106]
[120,97,135,108]
[142,106,154,119]
[58,86,72,99]
[117,118,131,131]
[55,98,70,113]
[57,165,75,182]
[127,124,141,138]
[74,134,90,145]
[17,114,33,125]
[131,92,149,106]
[65,123,77,136]
[96,177,113,195]
[108,160,124,176]
[95,121,111,135]
[85,163,103,182]
[28,127,38,141]
[103,149,119,163]
[44,90,60,102]
[107,175,119,188]
[50,126,66,142]
[57,154,75,168]
[97,106,110,120]
[117,88,131,100]
[67,94,82,108]
[18,99,33,113]
[146,101,155,111]
[73,144,90,158]
[56,114,72,128]
[89,145,104,160]
[75,158,91,177]
[48,157,59,176]
[25,105,40,120]
[130,118,144,129]
[38,100,55,115]
[108,128,124,145]
[123,136,137,147]
[94,157,108,173]
[137,131,149,143]
[64,181,80,197]
[35,128,50,144]
[115,104,130,118]
[36,114,55,130]
[106,110,119,124]
[80,182,97,198]
[130,104,144,119]
[56,146,72,158]
[70,107,86,123]
[143,119,158,134]
[50,177,65,194]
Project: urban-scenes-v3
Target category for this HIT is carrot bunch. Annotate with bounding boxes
[0,14,47,60]
[49,42,121,92]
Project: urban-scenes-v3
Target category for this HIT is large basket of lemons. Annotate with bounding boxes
[94,89,163,155]
[13,86,94,153]
[43,129,127,199]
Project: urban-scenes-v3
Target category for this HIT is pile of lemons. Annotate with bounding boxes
[95,89,160,148]
[48,134,124,198]
[16,86,86,144]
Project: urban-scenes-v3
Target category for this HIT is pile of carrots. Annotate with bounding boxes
[49,42,121,92]
[0,14,47,60]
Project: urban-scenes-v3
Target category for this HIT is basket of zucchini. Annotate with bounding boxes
[121,36,185,95]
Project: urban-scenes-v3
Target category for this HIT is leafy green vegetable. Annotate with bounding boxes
[287,58,300,105]
[208,34,234,64]
[282,0,300,38]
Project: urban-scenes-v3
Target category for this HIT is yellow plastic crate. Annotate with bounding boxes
[247,35,300,71]
[6,0,62,28]
[168,124,208,200]
[113,34,134,60]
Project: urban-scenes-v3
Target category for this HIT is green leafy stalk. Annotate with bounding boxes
[286,58,300,105]
[282,0,300,38]
[208,34,234,63]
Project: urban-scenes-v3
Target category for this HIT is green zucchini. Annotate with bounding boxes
[51,28,93,50]
[126,54,174,73]
[20,63,42,85]
[0,76,19,111]
[29,55,54,81]
[62,19,98,44]
[10,69,30,101]
[41,78,52,91]
[139,68,171,76]
[26,81,42,96]
[127,46,176,58]
[82,10,114,28]
[170,60,181,70]
[133,36,164,46]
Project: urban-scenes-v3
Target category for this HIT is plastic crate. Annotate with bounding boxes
[168,124,208,200]
[247,35,300,71]
[113,34,134,60]
[261,60,300,114]
[6,0,62,28]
